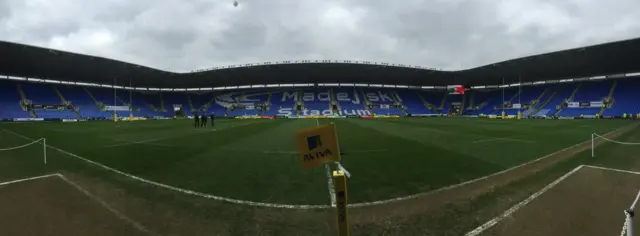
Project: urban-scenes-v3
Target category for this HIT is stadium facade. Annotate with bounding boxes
[1,38,640,121]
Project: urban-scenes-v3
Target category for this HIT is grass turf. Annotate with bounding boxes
[0,118,630,206]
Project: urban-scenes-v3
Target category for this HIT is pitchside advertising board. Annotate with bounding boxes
[29,104,71,110]
[567,101,604,108]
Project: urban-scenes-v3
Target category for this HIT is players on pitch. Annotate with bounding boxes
[194,113,215,129]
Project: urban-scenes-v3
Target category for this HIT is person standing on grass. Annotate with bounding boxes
[210,112,215,129]
[194,113,200,128]
[201,114,207,128]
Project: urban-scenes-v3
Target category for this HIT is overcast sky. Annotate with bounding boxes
[1,0,639,72]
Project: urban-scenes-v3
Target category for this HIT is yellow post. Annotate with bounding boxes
[333,170,349,236]
[517,111,521,120]
[114,113,118,122]
[501,111,505,119]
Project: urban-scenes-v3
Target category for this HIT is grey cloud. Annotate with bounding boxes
[0,0,639,72]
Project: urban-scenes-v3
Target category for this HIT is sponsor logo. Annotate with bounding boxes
[104,106,130,111]
[303,135,333,162]
[307,135,322,150]
[62,119,78,122]
[411,114,439,117]
[13,118,44,122]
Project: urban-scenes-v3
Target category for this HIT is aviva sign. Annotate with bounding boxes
[296,123,342,168]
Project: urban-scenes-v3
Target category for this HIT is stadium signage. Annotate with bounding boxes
[277,108,371,117]
[62,119,78,122]
[410,114,439,117]
[104,106,130,111]
[280,90,399,103]
[567,102,579,108]
[568,101,604,108]
[13,118,44,122]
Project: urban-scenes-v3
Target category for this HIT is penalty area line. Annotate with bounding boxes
[103,137,173,148]
[465,165,585,236]
[0,173,61,187]
[56,175,158,236]
[583,165,640,175]
[0,127,328,209]
[472,136,536,144]
[0,173,156,235]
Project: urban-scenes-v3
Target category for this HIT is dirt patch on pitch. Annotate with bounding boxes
[348,124,637,224]
[487,166,640,236]
[59,172,334,236]
[0,176,147,236]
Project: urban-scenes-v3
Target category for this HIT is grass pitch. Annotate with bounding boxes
[0,118,630,205]
[0,118,636,235]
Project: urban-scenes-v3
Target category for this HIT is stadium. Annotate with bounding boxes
[1,36,640,236]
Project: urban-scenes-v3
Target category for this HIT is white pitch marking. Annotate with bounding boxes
[465,165,585,236]
[0,125,629,210]
[57,175,159,236]
[345,149,389,153]
[103,137,170,148]
[317,118,337,207]
[0,173,156,235]
[0,127,327,209]
[262,151,298,154]
[348,125,627,208]
[0,138,44,151]
[583,165,640,175]
[472,136,536,144]
[325,163,337,207]
[0,173,60,187]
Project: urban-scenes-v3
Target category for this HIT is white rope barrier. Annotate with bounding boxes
[592,133,640,158]
[594,133,640,145]
[621,190,640,236]
[0,137,47,164]
[622,210,630,236]
[0,138,44,151]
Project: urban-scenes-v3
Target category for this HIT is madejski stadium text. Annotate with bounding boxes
[278,108,371,116]
[279,90,400,103]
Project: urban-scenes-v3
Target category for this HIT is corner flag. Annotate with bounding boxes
[296,123,342,168]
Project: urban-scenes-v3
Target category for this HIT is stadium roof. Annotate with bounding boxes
[1,38,640,88]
